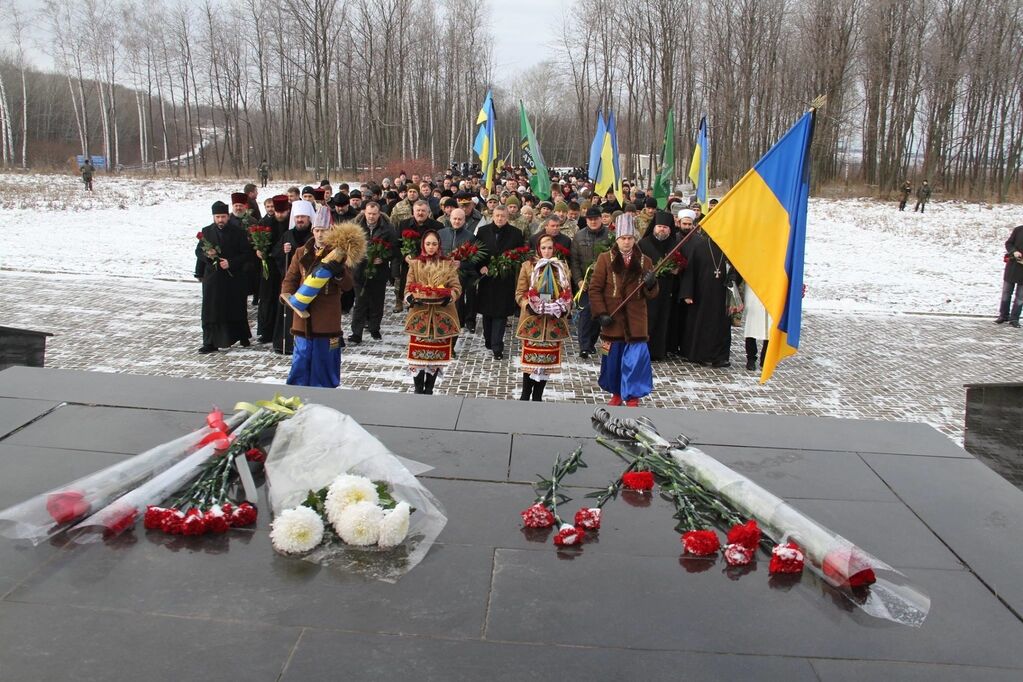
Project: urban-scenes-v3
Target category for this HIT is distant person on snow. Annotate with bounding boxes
[898,181,912,211]
[80,158,94,191]
[914,181,931,212]
[258,159,270,187]
[995,224,1023,328]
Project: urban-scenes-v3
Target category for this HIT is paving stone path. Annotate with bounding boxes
[3,270,1021,444]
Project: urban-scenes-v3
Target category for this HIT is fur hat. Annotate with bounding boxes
[231,192,247,205]
[211,201,229,215]
[271,195,290,212]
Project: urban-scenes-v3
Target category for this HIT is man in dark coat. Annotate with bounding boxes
[996,224,1023,327]
[528,215,573,252]
[195,201,254,353]
[914,181,932,212]
[349,201,398,343]
[898,181,912,211]
[570,206,611,358]
[394,200,443,312]
[639,213,682,361]
[253,195,290,343]
[679,227,735,367]
[475,205,525,359]
[244,183,262,220]
[438,207,481,332]
[271,200,315,354]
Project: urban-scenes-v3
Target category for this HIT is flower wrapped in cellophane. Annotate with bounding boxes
[0,408,246,545]
[263,404,446,582]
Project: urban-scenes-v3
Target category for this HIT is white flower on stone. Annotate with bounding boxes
[335,501,384,546]
[378,502,411,548]
[325,474,379,529]
[270,506,324,554]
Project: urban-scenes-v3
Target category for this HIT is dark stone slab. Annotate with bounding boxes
[283,629,820,682]
[811,659,1023,682]
[509,434,626,487]
[0,600,299,682]
[0,541,61,597]
[485,549,1023,668]
[1,405,201,455]
[698,444,899,502]
[863,454,1023,615]
[455,397,600,437]
[7,534,493,639]
[367,425,511,482]
[964,383,1023,488]
[0,397,59,440]
[0,445,126,509]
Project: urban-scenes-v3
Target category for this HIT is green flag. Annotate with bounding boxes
[519,101,551,201]
[653,110,675,209]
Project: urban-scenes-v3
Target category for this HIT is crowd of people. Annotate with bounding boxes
[195,168,774,404]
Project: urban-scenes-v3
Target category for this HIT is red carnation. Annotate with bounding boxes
[520,502,555,528]
[723,542,754,566]
[681,529,721,556]
[45,490,90,524]
[160,508,186,534]
[769,542,805,575]
[229,501,258,527]
[553,524,585,547]
[622,470,654,491]
[105,505,139,535]
[573,507,601,530]
[144,506,170,530]
[726,519,761,550]
[204,507,231,534]
[182,507,207,536]
[823,548,876,588]
[245,447,266,463]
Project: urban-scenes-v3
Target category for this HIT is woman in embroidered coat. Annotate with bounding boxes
[404,230,462,394]
[514,235,573,401]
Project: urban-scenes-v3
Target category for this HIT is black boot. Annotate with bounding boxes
[744,337,757,371]
[531,380,546,402]
[413,371,425,394]
[520,373,533,401]
[424,372,437,395]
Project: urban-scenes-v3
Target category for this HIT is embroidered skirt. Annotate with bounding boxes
[407,335,453,366]
[520,339,563,373]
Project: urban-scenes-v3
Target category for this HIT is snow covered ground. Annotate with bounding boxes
[1,171,1019,315]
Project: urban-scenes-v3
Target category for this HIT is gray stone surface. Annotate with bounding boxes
[1,368,1022,680]
[0,397,59,439]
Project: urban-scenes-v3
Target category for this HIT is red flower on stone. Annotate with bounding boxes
[204,507,230,534]
[245,447,266,463]
[105,505,139,535]
[144,505,170,530]
[520,502,556,528]
[769,542,805,575]
[160,508,186,534]
[681,529,721,556]
[46,490,90,524]
[723,542,754,566]
[726,519,761,550]
[621,470,654,491]
[229,501,258,527]
[823,548,877,588]
[573,507,601,531]
[182,508,207,536]
[553,524,585,547]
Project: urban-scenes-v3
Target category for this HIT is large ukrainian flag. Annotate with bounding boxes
[688,116,708,212]
[473,90,497,192]
[698,109,815,383]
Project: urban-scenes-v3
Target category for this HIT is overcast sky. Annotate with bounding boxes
[2,0,564,84]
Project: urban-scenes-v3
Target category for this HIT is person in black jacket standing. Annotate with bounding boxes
[253,195,291,343]
[195,201,254,353]
[349,201,398,343]
[475,205,525,359]
[996,224,1023,327]
[639,214,682,361]
[271,200,315,354]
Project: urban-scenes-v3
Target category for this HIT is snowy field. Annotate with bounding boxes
[1,171,1018,316]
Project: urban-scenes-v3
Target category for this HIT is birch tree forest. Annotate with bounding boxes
[0,0,1021,200]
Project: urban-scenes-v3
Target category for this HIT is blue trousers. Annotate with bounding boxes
[287,336,341,388]
[598,341,653,400]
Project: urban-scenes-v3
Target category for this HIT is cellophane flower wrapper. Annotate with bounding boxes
[68,410,264,543]
[264,404,446,582]
[663,440,930,626]
[0,411,247,545]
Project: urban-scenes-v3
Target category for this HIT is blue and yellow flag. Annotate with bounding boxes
[698,110,815,383]
[587,111,606,183]
[593,111,624,205]
[688,116,708,212]
[473,90,498,192]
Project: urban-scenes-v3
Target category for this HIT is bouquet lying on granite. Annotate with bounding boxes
[263,404,446,582]
[0,407,248,544]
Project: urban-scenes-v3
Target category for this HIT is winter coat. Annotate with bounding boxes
[353,213,398,283]
[390,198,414,226]
[280,242,354,338]
[570,225,610,286]
[1005,225,1023,284]
[403,258,462,340]
[271,226,313,278]
[194,221,254,324]
[916,184,932,201]
[438,225,479,276]
[475,222,526,318]
[587,246,658,342]
[528,231,572,254]
[514,258,572,342]
[397,216,444,240]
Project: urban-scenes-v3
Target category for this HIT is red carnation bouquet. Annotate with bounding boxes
[197,231,232,277]
[553,243,571,261]
[248,224,275,279]
[655,250,688,277]
[400,229,421,258]
[448,240,487,265]
[364,237,392,279]
[519,446,590,548]
[488,245,532,279]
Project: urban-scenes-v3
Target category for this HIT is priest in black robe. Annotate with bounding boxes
[639,213,681,361]
[678,228,734,367]
[271,200,315,354]
[195,201,254,353]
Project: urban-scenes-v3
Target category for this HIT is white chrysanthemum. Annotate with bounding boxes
[270,506,324,554]
[335,501,384,546]
[378,502,411,549]
[325,474,379,528]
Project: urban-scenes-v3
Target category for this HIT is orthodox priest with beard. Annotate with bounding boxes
[271,200,315,354]
[195,201,254,353]
[639,212,682,361]
[678,221,735,367]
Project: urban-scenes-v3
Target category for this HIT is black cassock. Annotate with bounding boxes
[678,230,732,364]
[255,215,289,342]
[639,232,681,361]
[271,226,312,355]
[195,222,254,348]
